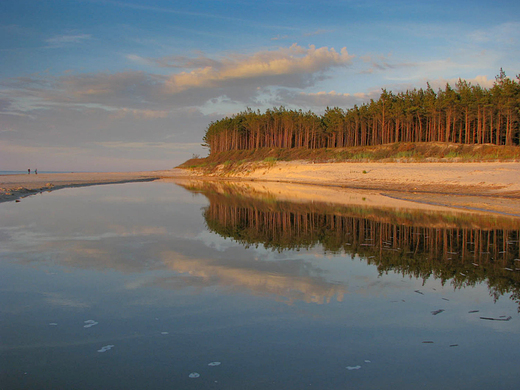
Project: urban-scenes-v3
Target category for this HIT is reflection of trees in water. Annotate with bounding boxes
[189,183,520,309]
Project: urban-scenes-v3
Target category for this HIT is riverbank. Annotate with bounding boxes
[180,161,520,217]
[2,162,520,216]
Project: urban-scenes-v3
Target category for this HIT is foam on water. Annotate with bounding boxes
[97,345,114,353]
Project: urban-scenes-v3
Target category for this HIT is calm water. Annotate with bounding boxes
[1,181,519,390]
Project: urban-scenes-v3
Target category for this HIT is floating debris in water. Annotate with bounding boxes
[431,309,445,315]
[479,316,512,321]
[468,310,479,313]
[346,366,361,370]
[449,344,459,347]
[97,345,114,353]
[49,323,58,326]
[189,373,200,378]
[422,341,434,344]
[364,360,371,363]
[504,268,513,271]
[161,332,169,335]
[414,290,424,295]
[442,298,449,301]
[472,263,479,267]
[208,362,221,366]
[84,320,98,328]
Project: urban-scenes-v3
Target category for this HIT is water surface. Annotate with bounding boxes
[1,181,519,389]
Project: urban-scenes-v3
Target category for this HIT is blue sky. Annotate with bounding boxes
[1,0,519,171]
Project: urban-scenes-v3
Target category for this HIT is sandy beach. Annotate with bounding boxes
[2,162,520,216]
[0,170,182,203]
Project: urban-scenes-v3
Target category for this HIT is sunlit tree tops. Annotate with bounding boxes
[203,70,520,155]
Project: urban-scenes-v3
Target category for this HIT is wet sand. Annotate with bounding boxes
[2,162,520,216]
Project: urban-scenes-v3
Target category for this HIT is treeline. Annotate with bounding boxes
[203,70,520,154]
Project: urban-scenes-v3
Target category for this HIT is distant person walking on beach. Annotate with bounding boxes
[28,169,30,174]
[35,169,37,174]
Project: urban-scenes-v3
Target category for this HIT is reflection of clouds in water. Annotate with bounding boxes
[98,196,149,203]
[5,224,169,247]
[1,228,49,249]
[105,224,169,237]
[194,230,237,252]
[4,225,349,305]
[156,250,346,305]
[0,227,17,242]
[44,292,90,308]
[2,213,426,307]
[124,277,157,290]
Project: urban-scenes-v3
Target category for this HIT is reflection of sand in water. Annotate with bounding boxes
[172,178,455,212]
[175,179,520,229]
[169,160,520,217]
[159,252,346,305]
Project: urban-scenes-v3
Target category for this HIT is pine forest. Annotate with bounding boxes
[203,70,520,155]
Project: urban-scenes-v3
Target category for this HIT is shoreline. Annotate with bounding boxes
[0,170,185,203]
[2,162,520,217]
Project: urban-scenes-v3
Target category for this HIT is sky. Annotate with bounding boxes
[1,0,519,172]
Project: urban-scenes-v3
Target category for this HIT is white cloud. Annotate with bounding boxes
[421,75,495,90]
[303,29,333,37]
[96,141,200,150]
[270,89,379,111]
[163,44,354,93]
[0,44,356,117]
[109,108,169,120]
[468,22,520,45]
[45,34,92,48]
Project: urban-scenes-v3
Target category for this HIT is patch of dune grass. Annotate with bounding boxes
[176,142,520,174]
